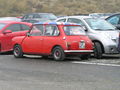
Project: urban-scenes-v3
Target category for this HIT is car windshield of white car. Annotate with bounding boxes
[64,26,86,35]
[85,18,115,30]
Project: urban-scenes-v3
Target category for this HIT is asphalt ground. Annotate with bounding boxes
[0,53,120,90]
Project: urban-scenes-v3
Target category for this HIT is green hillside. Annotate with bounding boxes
[0,0,119,16]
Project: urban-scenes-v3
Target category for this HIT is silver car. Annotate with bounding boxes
[56,16,119,59]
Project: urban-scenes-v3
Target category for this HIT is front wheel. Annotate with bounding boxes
[13,45,24,58]
[94,42,102,59]
[52,46,65,61]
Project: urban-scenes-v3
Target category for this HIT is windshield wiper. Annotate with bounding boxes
[107,29,115,30]
[94,29,103,30]
[94,29,114,30]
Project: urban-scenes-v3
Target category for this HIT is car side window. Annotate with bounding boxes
[67,18,85,26]
[57,19,66,22]
[107,15,120,25]
[27,14,34,19]
[45,25,59,36]
[23,15,29,19]
[20,24,30,31]
[5,24,21,32]
[30,25,44,36]
[33,14,40,19]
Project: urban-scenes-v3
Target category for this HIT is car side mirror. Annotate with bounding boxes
[3,30,12,34]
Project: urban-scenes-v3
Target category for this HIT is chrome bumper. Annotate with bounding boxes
[64,50,93,53]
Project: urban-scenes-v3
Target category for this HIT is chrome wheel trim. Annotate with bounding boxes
[14,46,20,57]
[54,49,61,60]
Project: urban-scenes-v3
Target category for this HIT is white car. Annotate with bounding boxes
[56,16,119,59]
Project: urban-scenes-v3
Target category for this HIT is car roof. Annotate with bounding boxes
[0,21,32,25]
[57,16,92,20]
[0,21,19,24]
[34,22,81,26]
[24,13,54,15]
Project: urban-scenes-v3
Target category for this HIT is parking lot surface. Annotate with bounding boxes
[0,53,120,90]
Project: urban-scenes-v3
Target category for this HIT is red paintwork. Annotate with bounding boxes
[12,23,93,55]
[0,21,32,52]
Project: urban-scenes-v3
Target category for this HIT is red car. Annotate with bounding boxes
[12,22,93,60]
[0,21,32,52]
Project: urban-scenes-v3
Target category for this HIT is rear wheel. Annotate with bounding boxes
[94,42,102,59]
[13,45,24,58]
[52,46,65,61]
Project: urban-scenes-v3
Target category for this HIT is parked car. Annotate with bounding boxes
[0,17,21,21]
[117,34,120,52]
[22,13,57,23]
[56,16,119,59]
[89,13,114,19]
[105,13,120,30]
[12,22,93,60]
[0,21,32,53]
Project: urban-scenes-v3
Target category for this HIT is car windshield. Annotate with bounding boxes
[64,26,86,35]
[85,18,115,30]
[40,14,57,20]
[0,23,6,29]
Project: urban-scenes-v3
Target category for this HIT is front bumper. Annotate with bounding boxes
[64,50,93,53]
[104,45,119,54]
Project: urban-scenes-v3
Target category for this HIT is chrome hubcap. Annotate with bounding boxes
[54,49,61,59]
[14,47,20,56]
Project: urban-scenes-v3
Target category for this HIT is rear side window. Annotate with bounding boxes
[20,24,30,31]
[23,14,34,19]
[5,24,21,32]
[33,14,40,19]
[64,26,86,35]
[67,18,85,26]
[22,15,28,19]
[45,25,59,36]
[57,19,66,22]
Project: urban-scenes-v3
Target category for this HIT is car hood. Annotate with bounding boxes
[97,31,119,39]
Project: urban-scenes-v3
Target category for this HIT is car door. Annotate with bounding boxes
[22,25,44,54]
[1,24,22,51]
[42,25,60,54]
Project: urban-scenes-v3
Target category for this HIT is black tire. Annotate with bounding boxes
[13,45,24,58]
[94,42,102,59]
[81,54,90,60]
[52,46,65,61]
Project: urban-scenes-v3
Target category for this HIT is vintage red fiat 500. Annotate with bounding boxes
[12,22,93,60]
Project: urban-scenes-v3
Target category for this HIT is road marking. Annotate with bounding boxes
[72,61,120,67]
